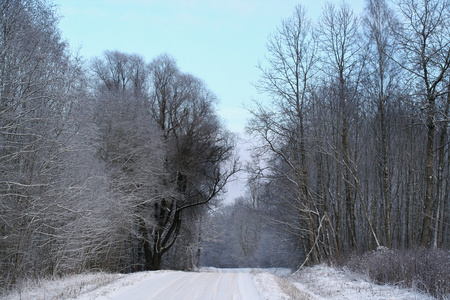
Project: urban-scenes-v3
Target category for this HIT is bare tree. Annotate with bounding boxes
[245,0,449,273]
[361,0,401,247]
[139,54,238,270]
[317,1,364,251]
[248,5,322,264]
[91,51,169,271]
[391,0,450,247]
[0,0,87,288]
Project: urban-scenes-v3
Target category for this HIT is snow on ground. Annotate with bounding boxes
[253,271,313,300]
[2,265,437,299]
[74,271,167,299]
[201,267,292,276]
[290,264,435,300]
[77,271,261,300]
[1,272,122,300]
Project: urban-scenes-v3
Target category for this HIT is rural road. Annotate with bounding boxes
[107,271,262,300]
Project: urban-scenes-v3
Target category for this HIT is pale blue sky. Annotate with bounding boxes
[56,0,364,135]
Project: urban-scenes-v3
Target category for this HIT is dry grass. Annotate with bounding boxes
[2,272,121,300]
[275,276,314,300]
[345,247,450,299]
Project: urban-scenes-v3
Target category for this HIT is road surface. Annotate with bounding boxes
[107,271,262,300]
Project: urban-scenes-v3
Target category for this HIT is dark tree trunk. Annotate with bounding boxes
[421,96,436,247]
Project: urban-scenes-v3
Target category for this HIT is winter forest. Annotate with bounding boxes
[1,0,449,296]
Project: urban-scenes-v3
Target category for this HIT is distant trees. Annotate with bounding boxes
[247,0,449,268]
[200,196,298,269]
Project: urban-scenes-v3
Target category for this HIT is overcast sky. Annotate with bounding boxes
[55,0,364,202]
[56,0,364,135]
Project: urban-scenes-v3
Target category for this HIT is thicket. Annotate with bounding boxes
[343,248,450,299]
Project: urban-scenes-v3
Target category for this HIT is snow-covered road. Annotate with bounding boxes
[103,271,261,300]
[4,266,434,299]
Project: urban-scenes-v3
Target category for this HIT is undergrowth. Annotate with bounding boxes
[343,247,449,299]
[1,272,120,300]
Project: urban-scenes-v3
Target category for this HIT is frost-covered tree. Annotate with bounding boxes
[145,54,238,270]
[90,51,169,272]
[0,0,86,287]
[89,52,238,271]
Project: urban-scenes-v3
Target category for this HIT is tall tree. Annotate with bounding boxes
[246,0,449,272]
[144,54,238,270]
[392,0,450,247]
[362,0,400,247]
[318,1,363,251]
[248,5,321,264]
[0,0,84,287]
[91,51,168,272]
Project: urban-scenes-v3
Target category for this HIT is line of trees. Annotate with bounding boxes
[0,0,237,291]
[246,0,449,267]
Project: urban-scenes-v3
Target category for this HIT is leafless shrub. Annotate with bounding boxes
[1,272,120,300]
[344,247,450,299]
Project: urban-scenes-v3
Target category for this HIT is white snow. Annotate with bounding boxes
[2,265,437,300]
[252,271,295,299]
[201,267,292,276]
[77,271,261,300]
[290,264,435,300]
[1,272,122,300]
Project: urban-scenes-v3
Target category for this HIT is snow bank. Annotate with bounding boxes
[290,264,434,300]
[2,271,168,300]
[252,271,317,300]
[75,271,166,299]
[2,273,121,300]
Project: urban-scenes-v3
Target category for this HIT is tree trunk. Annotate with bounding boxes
[421,96,436,247]
[144,242,162,271]
[433,86,449,247]
[343,120,357,249]
[379,102,392,247]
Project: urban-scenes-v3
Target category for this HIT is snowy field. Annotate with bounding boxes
[2,265,437,299]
